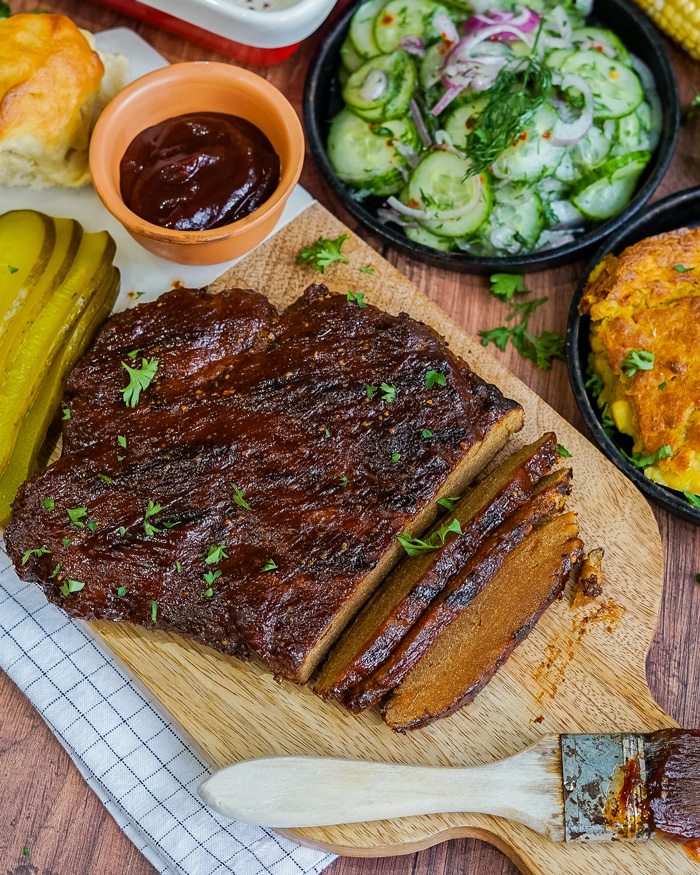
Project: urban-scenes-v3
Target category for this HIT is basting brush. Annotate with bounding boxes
[198,729,700,843]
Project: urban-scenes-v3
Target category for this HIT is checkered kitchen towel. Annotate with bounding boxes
[0,544,336,875]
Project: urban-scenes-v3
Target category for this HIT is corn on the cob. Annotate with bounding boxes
[633,0,700,60]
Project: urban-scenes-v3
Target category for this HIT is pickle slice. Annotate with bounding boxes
[0,210,54,336]
[0,217,83,381]
[0,267,119,525]
[0,228,118,474]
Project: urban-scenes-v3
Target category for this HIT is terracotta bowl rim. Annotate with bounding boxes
[89,61,304,245]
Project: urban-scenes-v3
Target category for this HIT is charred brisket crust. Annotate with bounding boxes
[343,468,573,712]
[6,284,523,682]
[315,434,559,700]
[384,538,581,732]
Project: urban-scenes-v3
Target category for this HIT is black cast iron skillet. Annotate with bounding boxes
[567,186,700,524]
[303,0,680,274]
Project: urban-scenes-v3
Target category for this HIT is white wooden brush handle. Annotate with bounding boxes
[198,735,564,840]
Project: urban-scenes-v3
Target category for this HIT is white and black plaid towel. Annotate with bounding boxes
[0,546,336,875]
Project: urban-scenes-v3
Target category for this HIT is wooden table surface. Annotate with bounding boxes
[2,2,700,873]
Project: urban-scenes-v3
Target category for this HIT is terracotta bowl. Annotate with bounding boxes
[90,61,304,265]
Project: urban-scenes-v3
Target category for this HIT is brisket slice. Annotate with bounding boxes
[5,283,523,683]
[314,433,559,700]
[383,512,583,732]
[343,467,573,712]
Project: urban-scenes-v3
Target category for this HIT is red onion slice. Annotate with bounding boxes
[360,69,388,102]
[387,174,482,221]
[409,99,432,147]
[400,35,425,55]
[394,140,421,168]
[464,6,540,35]
[430,83,465,116]
[549,73,593,146]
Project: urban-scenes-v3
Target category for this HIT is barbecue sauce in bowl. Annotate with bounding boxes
[119,112,281,232]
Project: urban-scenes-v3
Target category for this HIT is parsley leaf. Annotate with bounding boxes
[151,600,158,622]
[600,403,616,438]
[621,349,655,377]
[22,546,50,565]
[7,263,17,273]
[127,349,139,359]
[121,357,158,407]
[261,558,278,572]
[296,234,349,273]
[60,579,85,596]
[118,435,127,449]
[437,495,460,512]
[397,518,462,556]
[422,429,433,438]
[232,483,251,510]
[62,407,71,420]
[339,476,348,486]
[118,526,126,536]
[98,474,112,483]
[366,384,377,399]
[684,491,700,508]
[67,507,87,527]
[585,365,604,399]
[204,587,214,598]
[50,563,61,578]
[480,298,565,370]
[204,544,228,564]
[176,560,182,572]
[62,537,71,547]
[359,264,374,274]
[143,500,164,535]
[87,521,97,532]
[380,382,396,403]
[659,381,667,390]
[557,444,572,458]
[117,586,127,597]
[621,444,673,469]
[391,453,400,463]
[204,569,222,585]
[347,289,367,308]
[489,273,527,301]
[43,498,54,511]
[674,264,694,273]
[425,370,446,390]
[23,847,29,858]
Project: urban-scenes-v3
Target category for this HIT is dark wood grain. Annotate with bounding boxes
[2,1,700,873]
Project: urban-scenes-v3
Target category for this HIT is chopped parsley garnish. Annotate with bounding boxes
[204,587,214,598]
[67,507,87,527]
[87,521,97,532]
[62,407,71,420]
[98,474,112,483]
[117,586,127,597]
[339,476,348,486]
[621,349,655,377]
[347,289,367,308]
[127,349,139,359]
[176,560,182,572]
[600,403,616,438]
[422,428,433,438]
[151,600,158,622]
[261,558,278,572]
[584,365,604,398]
[425,370,446,390]
[163,521,180,528]
[397,518,462,556]
[118,435,127,449]
[204,544,228,564]
[7,264,18,273]
[674,264,694,272]
[204,569,222,585]
[659,381,667,390]
[143,500,164,535]
[684,491,700,508]
[23,847,29,857]
[50,563,61,578]
[296,234,349,273]
[437,495,460,512]
[380,383,396,403]
[324,428,331,437]
[391,453,400,463]
[121,357,159,407]
[557,444,572,458]
[62,537,71,547]
[359,264,374,274]
[621,444,673,469]
[480,298,565,371]
[118,526,126,536]
[22,546,50,565]
[489,273,527,301]
[60,579,85,596]
[232,483,251,510]
[43,498,54,511]
[366,384,377,399]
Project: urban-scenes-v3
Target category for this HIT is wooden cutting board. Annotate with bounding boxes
[87,201,690,875]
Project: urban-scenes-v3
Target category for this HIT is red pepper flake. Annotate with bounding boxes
[381,13,393,24]
[542,131,551,139]
[519,131,528,141]
[408,198,421,209]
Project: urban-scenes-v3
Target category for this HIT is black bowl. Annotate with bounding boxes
[567,186,700,524]
[303,0,680,275]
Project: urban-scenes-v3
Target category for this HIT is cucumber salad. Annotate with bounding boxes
[328,0,661,257]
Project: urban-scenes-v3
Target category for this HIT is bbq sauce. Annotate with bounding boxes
[646,728,700,842]
[120,112,281,232]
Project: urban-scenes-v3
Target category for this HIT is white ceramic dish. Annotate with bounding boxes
[0,28,314,309]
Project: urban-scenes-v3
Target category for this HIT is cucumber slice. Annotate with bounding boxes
[544,49,573,69]
[493,104,565,182]
[349,0,384,59]
[561,50,643,119]
[420,39,449,89]
[571,27,631,64]
[444,97,487,149]
[327,108,415,195]
[340,35,365,72]
[342,51,414,121]
[407,151,492,237]
[571,150,651,219]
[614,102,657,154]
[405,224,456,251]
[374,0,438,53]
[570,124,612,171]
[477,185,545,254]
